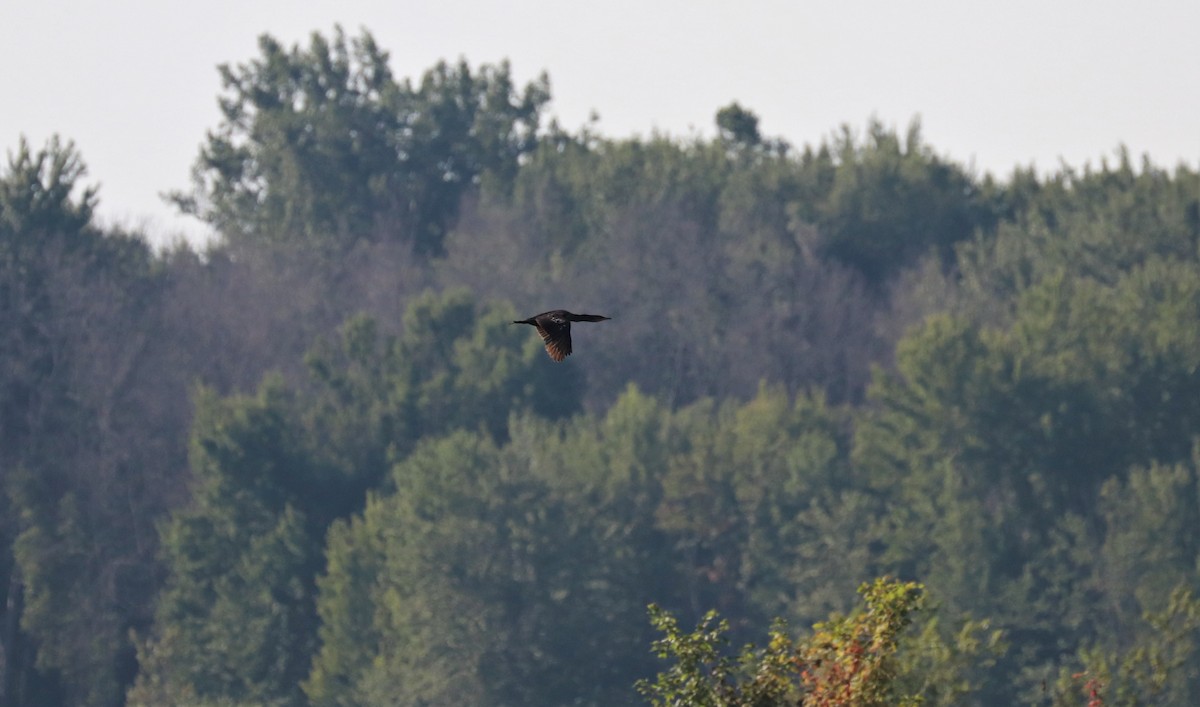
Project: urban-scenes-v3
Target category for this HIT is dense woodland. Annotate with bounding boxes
[3,26,1200,706]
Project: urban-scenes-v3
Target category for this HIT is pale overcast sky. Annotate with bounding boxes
[3,0,1198,247]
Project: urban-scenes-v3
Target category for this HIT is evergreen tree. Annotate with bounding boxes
[1,137,168,707]
[814,119,992,285]
[173,27,549,256]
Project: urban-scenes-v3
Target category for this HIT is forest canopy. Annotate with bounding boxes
[3,25,1200,707]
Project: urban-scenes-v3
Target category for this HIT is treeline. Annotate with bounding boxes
[2,25,1200,706]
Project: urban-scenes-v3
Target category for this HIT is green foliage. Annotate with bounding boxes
[303,289,583,460]
[300,510,385,706]
[132,289,582,705]
[306,393,675,706]
[1097,457,1200,617]
[638,578,997,707]
[1036,456,1200,705]
[0,136,95,246]
[499,117,997,399]
[893,613,1006,707]
[813,119,992,284]
[795,578,924,707]
[175,26,549,255]
[637,605,796,707]
[856,255,1200,699]
[127,382,320,706]
[1,137,99,706]
[863,258,1200,543]
[307,385,906,705]
[657,384,861,627]
[9,484,122,705]
[1052,586,1200,706]
[1,136,165,707]
[6,24,1200,707]
[716,102,763,148]
[958,150,1200,306]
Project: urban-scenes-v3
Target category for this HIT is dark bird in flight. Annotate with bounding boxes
[514,310,611,361]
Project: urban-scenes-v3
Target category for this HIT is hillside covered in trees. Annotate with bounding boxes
[3,26,1200,706]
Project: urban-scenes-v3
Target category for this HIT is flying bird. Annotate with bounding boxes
[514,310,611,361]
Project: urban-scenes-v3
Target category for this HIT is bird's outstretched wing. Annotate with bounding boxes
[535,314,573,361]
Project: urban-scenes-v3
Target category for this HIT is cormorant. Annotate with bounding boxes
[513,310,611,361]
